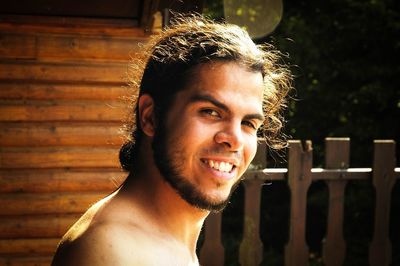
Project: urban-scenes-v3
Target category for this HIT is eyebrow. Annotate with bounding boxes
[188,93,265,122]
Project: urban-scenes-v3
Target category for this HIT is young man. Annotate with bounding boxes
[52,15,291,265]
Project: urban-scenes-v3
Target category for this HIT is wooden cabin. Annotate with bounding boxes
[0,1,202,264]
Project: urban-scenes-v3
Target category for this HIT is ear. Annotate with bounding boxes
[138,94,156,137]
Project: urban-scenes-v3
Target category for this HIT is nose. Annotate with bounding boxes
[214,122,244,151]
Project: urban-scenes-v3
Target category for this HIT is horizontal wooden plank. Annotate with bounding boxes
[0,61,128,83]
[0,32,145,62]
[0,83,132,100]
[36,34,143,61]
[0,238,59,256]
[0,147,120,169]
[2,0,142,23]
[0,34,36,60]
[0,101,127,122]
[0,214,80,238]
[0,17,148,37]
[0,256,52,266]
[0,122,124,147]
[0,169,126,193]
[0,192,107,215]
[311,168,371,180]
[244,168,374,181]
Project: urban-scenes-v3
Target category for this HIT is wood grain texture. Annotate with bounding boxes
[0,214,80,238]
[0,34,36,60]
[0,169,125,193]
[322,138,349,266]
[0,256,53,266]
[0,16,146,266]
[36,34,143,61]
[0,61,128,84]
[369,140,396,266]
[0,32,145,62]
[284,140,312,266]
[0,17,147,37]
[199,212,224,266]
[0,192,106,215]
[0,147,120,169]
[239,179,264,266]
[0,83,131,100]
[0,122,124,147]
[0,238,59,256]
[0,101,126,122]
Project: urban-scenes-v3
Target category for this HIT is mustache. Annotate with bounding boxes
[199,147,243,161]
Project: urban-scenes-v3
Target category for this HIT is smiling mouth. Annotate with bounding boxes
[201,159,236,173]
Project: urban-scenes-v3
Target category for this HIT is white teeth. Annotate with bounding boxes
[205,160,233,173]
[221,162,227,172]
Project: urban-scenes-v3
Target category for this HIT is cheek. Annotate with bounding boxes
[187,120,215,139]
[245,137,259,164]
[169,119,212,148]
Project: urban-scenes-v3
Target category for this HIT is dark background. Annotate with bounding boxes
[203,0,400,265]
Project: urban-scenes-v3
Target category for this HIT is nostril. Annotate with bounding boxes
[214,131,231,147]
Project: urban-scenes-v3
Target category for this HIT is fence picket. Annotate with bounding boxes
[239,178,264,266]
[369,140,396,266]
[239,142,266,266]
[199,212,224,266]
[284,140,313,266]
[322,138,349,266]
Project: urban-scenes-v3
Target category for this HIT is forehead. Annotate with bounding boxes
[183,61,264,111]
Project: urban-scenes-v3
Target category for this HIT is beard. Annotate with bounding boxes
[151,120,242,213]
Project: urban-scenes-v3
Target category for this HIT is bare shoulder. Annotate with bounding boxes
[52,194,158,266]
[52,190,197,265]
[52,221,153,266]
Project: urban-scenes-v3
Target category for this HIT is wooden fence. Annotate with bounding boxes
[199,138,399,266]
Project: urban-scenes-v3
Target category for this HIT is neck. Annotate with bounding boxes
[120,157,209,258]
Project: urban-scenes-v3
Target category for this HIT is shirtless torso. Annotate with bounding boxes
[52,173,205,266]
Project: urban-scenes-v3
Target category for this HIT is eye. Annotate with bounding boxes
[242,120,257,130]
[200,108,220,118]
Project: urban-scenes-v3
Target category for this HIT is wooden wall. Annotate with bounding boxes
[0,18,147,265]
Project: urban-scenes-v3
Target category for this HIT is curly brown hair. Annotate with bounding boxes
[119,14,292,171]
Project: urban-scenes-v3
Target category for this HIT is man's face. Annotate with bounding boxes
[152,61,264,212]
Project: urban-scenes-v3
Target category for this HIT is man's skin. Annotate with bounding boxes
[52,61,264,265]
